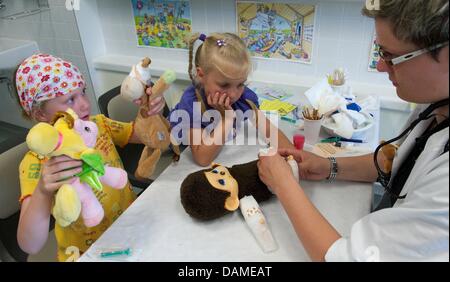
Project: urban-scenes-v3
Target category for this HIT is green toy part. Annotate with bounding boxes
[76,153,105,191]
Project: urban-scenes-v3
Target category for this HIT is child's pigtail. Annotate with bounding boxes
[188,33,201,83]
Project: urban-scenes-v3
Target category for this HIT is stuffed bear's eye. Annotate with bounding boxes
[220,171,225,176]
[212,170,218,174]
[218,179,225,186]
[84,126,91,132]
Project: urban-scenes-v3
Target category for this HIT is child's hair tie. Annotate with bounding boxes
[199,34,207,42]
[216,39,227,47]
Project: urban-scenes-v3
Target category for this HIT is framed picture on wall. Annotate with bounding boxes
[130,0,192,49]
[368,32,380,72]
[236,1,316,64]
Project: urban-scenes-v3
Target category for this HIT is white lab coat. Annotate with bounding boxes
[325,104,449,262]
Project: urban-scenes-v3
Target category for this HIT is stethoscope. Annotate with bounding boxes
[373,98,449,199]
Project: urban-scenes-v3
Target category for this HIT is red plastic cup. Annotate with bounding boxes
[293,134,305,150]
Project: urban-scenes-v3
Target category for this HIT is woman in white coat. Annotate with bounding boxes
[258,0,449,262]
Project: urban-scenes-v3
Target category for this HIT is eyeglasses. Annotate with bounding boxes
[378,41,449,66]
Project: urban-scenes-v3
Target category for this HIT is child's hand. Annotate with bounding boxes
[207,92,233,116]
[133,87,166,116]
[37,156,83,196]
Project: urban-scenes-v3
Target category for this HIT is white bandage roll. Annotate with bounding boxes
[240,196,278,253]
[287,156,300,183]
[135,63,152,86]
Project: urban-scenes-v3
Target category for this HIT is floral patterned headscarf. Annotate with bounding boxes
[15,53,85,115]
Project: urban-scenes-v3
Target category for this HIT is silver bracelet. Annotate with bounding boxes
[327,157,338,181]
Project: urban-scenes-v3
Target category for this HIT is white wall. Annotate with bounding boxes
[0,0,99,119]
[75,0,411,139]
[93,0,392,89]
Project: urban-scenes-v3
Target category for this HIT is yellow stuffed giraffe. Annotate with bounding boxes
[26,109,127,227]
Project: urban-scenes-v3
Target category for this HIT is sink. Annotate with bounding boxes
[0,37,39,71]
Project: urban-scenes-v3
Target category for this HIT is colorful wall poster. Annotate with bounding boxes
[368,32,380,71]
[237,2,316,64]
[131,0,192,49]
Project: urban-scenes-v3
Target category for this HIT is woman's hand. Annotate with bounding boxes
[37,156,83,197]
[257,150,295,195]
[133,86,166,116]
[278,148,331,181]
[207,91,233,116]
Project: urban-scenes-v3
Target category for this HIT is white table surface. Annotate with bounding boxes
[79,88,379,262]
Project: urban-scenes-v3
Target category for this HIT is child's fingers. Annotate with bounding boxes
[49,167,83,183]
[146,87,153,96]
[207,93,213,106]
[147,101,165,116]
[147,96,164,115]
[47,160,83,175]
[224,97,232,110]
[149,96,163,106]
[218,92,227,105]
[211,92,220,105]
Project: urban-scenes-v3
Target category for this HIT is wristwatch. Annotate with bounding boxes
[327,157,338,181]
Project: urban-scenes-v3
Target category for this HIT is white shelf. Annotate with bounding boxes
[93,54,190,81]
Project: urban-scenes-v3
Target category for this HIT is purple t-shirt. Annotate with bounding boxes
[169,85,260,143]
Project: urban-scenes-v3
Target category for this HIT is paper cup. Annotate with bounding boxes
[303,117,323,145]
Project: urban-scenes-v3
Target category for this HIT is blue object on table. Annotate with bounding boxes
[281,116,298,124]
[292,107,301,120]
[321,137,365,143]
[100,248,132,258]
[347,103,362,112]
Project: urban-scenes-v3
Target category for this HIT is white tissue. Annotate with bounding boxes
[304,78,334,109]
[345,110,367,127]
[318,95,347,116]
[240,196,278,253]
[331,112,354,139]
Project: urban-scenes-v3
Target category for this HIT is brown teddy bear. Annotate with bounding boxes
[121,57,180,181]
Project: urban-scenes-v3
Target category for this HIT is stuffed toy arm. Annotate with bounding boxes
[100,166,128,189]
[240,196,278,253]
[71,178,105,228]
[151,69,176,98]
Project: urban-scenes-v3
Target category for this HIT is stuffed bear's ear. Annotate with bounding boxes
[50,111,75,128]
[224,196,239,211]
[121,75,145,102]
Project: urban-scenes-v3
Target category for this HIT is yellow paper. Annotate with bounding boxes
[260,100,296,116]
